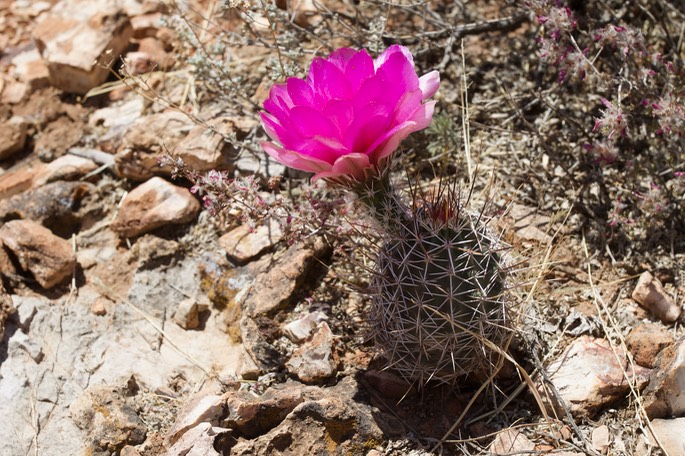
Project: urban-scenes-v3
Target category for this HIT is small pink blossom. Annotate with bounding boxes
[593,98,627,139]
[260,45,439,183]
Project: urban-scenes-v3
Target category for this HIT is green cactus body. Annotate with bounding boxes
[370,193,508,386]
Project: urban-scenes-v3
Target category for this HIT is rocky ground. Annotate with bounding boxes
[1,0,684,455]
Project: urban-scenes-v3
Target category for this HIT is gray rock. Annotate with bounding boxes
[647,417,685,455]
[286,322,338,383]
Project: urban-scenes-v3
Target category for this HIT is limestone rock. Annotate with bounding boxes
[0,219,77,289]
[0,117,29,160]
[32,1,133,94]
[626,322,674,368]
[539,336,651,419]
[632,271,681,323]
[69,384,147,453]
[642,337,685,418]
[219,219,282,264]
[112,177,200,237]
[173,298,209,330]
[286,321,338,383]
[243,237,329,317]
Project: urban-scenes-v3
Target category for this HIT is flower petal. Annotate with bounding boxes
[289,105,341,140]
[345,49,374,93]
[418,70,440,100]
[287,77,315,107]
[261,141,333,174]
[327,48,358,72]
[374,44,414,70]
[370,100,437,162]
[312,152,371,182]
[344,103,393,153]
[307,57,352,104]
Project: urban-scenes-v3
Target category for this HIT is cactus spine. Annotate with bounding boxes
[368,184,509,386]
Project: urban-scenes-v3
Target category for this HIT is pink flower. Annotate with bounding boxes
[260,45,440,182]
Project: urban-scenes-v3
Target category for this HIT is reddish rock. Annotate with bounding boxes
[364,369,416,400]
[0,117,29,160]
[626,322,674,368]
[115,111,192,180]
[33,154,99,186]
[286,322,338,383]
[0,219,76,289]
[33,1,133,94]
[112,177,200,237]
[489,429,535,455]
[0,165,41,200]
[539,336,651,419]
[219,219,282,264]
[642,337,685,418]
[173,298,209,330]
[166,392,226,446]
[175,117,242,173]
[10,47,50,91]
[130,13,163,38]
[124,37,175,75]
[243,237,329,317]
[166,423,229,456]
[632,271,681,323]
[282,311,328,343]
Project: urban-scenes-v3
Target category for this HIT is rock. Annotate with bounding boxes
[220,219,282,264]
[224,382,306,438]
[69,384,147,453]
[91,298,108,316]
[0,219,77,289]
[0,117,29,160]
[112,177,200,237]
[124,37,175,75]
[647,417,685,455]
[282,311,328,343]
[12,295,40,331]
[0,181,92,236]
[489,429,535,455]
[1,80,31,104]
[10,47,50,91]
[243,237,329,317]
[626,322,674,368]
[591,425,610,454]
[33,154,99,186]
[173,298,209,330]
[89,98,145,148]
[286,321,338,383]
[115,111,192,181]
[175,117,243,173]
[230,378,383,455]
[239,315,284,372]
[0,284,15,341]
[632,271,681,323]
[642,337,685,418]
[130,12,163,38]
[9,331,44,363]
[166,422,230,456]
[539,336,651,419]
[166,392,226,446]
[363,369,416,401]
[32,1,133,94]
[0,165,41,200]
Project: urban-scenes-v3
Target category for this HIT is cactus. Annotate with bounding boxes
[369,187,509,387]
